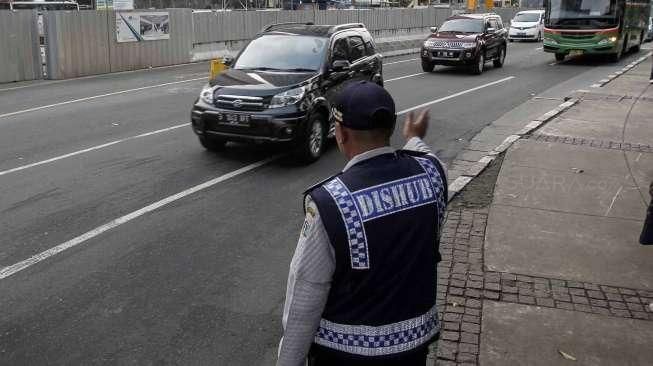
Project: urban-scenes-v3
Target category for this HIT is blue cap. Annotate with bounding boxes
[333,81,396,131]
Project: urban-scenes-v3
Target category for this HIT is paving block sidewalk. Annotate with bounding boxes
[433,57,653,366]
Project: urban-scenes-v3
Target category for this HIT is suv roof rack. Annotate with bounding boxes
[261,22,315,33]
[330,23,365,33]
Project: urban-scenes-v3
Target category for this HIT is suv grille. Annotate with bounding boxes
[214,94,266,111]
[428,40,466,49]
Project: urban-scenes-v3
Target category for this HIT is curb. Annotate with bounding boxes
[446,98,579,202]
[446,49,651,202]
[382,48,421,58]
[590,51,652,88]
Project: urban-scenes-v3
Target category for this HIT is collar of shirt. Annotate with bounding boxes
[342,146,396,172]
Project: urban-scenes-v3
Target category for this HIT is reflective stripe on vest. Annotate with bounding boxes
[322,156,446,270]
[314,304,439,356]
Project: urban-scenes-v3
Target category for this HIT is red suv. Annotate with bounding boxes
[421,13,508,74]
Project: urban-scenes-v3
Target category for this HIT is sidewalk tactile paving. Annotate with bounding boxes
[435,206,653,365]
[436,59,653,365]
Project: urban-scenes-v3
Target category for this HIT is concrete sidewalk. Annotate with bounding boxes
[433,57,653,366]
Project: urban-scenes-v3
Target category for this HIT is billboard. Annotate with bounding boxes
[116,12,170,43]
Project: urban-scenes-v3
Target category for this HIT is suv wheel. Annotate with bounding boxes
[555,53,565,62]
[295,114,326,163]
[493,46,506,68]
[199,136,227,151]
[472,52,484,75]
[421,60,434,73]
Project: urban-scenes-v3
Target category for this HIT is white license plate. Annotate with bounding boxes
[518,32,526,35]
[217,113,251,125]
[569,50,584,57]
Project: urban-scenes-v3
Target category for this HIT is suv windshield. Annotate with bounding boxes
[513,13,540,22]
[547,0,618,28]
[439,19,484,33]
[234,35,328,72]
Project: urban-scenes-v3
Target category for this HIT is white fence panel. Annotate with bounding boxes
[0,11,42,83]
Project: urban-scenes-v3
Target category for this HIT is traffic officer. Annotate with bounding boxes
[277,81,447,366]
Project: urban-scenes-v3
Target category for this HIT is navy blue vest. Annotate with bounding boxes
[306,150,447,358]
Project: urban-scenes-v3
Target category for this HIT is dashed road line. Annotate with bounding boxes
[384,58,419,66]
[385,72,427,83]
[0,156,279,281]
[0,77,516,178]
[0,77,207,119]
[397,76,516,115]
[0,123,189,177]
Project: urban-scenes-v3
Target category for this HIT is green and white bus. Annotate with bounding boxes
[543,0,651,62]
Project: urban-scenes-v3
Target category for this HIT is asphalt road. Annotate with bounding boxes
[0,42,647,365]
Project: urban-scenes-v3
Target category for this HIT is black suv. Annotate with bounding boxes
[191,22,383,162]
[420,13,508,74]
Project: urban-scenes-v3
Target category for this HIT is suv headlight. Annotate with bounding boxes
[200,85,214,105]
[462,42,476,49]
[270,86,306,109]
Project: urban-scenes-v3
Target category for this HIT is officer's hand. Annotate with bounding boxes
[403,109,430,140]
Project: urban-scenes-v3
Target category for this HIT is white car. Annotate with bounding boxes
[508,10,545,42]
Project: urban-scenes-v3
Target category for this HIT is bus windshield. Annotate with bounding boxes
[547,0,619,29]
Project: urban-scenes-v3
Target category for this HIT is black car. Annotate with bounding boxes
[420,13,508,74]
[191,22,383,162]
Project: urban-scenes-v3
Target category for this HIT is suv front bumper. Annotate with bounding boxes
[508,27,539,40]
[191,105,307,143]
[421,47,479,66]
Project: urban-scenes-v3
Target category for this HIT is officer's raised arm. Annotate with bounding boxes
[402,109,448,185]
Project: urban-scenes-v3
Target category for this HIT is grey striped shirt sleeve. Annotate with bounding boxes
[404,137,448,182]
[277,197,335,366]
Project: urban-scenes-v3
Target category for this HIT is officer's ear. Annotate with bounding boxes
[335,122,347,146]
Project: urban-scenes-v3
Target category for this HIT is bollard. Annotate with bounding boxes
[209,58,227,80]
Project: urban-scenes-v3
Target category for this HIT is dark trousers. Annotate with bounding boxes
[308,345,429,366]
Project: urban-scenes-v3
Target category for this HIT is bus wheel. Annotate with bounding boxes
[610,38,626,62]
[555,53,565,62]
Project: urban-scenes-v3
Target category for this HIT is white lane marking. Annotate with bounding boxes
[385,72,427,83]
[384,58,419,66]
[536,47,543,51]
[397,76,516,115]
[0,76,515,177]
[0,62,209,93]
[0,77,206,119]
[605,185,623,217]
[0,123,189,177]
[0,156,279,281]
